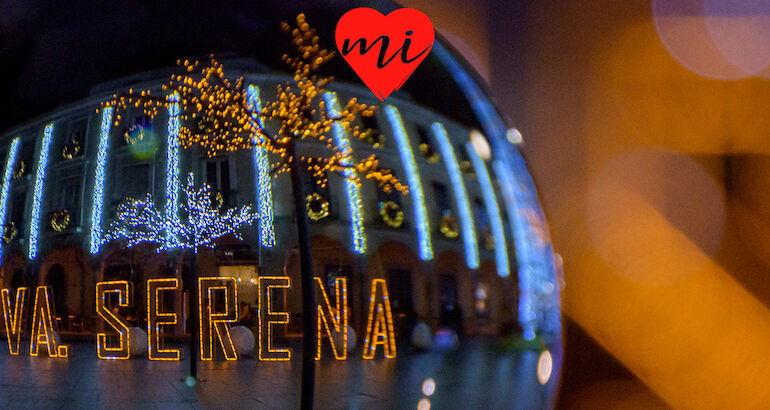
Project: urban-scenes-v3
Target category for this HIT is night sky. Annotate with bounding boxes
[0,0,482,133]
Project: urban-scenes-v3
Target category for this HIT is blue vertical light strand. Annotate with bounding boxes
[29,124,54,260]
[466,141,508,277]
[246,85,275,248]
[431,123,478,269]
[89,107,114,254]
[434,41,561,338]
[0,138,20,258]
[165,92,181,247]
[493,159,537,339]
[384,105,432,260]
[324,92,366,254]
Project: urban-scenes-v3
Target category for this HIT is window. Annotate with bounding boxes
[359,113,383,148]
[416,125,439,162]
[62,117,87,160]
[57,176,81,211]
[205,158,235,208]
[119,163,152,201]
[432,182,451,214]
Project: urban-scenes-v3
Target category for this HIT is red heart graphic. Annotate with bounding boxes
[336,8,434,101]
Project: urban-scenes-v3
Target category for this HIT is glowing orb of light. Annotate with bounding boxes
[470,129,491,160]
[537,350,553,385]
[506,128,523,145]
[704,0,770,77]
[417,398,431,410]
[126,125,160,160]
[653,0,748,80]
[421,378,436,396]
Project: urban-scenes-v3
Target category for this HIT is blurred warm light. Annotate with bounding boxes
[421,378,436,396]
[417,397,431,410]
[588,148,725,284]
[537,350,553,385]
[522,0,770,407]
[469,129,491,160]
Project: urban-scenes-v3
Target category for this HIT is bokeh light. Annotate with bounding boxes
[537,350,553,385]
[421,378,436,396]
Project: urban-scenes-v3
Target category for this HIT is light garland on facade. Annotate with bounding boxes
[314,277,348,360]
[89,107,114,254]
[1,287,26,355]
[493,160,537,339]
[324,92,366,254]
[246,85,276,248]
[258,276,291,361]
[51,209,70,232]
[147,278,180,360]
[385,106,433,261]
[28,124,54,260]
[362,279,396,359]
[95,281,132,360]
[3,222,16,243]
[105,173,259,252]
[61,139,81,159]
[466,141,509,277]
[431,123,478,269]
[30,286,69,358]
[165,92,181,248]
[198,277,238,360]
[439,214,460,239]
[0,137,20,256]
[306,192,329,221]
[379,201,404,228]
[11,160,24,180]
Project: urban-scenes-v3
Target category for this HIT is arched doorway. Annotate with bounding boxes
[47,264,67,320]
[368,241,427,338]
[433,251,475,336]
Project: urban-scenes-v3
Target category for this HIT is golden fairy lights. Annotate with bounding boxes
[198,277,238,361]
[2,287,26,355]
[147,278,180,361]
[258,276,291,361]
[97,14,407,198]
[30,286,69,358]
[314,277,348,360]
[362,279,396,359]
[96,281,133,360]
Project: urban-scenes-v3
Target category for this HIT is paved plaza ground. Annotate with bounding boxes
[0,339,558,409]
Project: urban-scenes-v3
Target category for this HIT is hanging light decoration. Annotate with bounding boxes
[3,222,16,243]
[124,123,147,145]
[440,213,460,239]
[12,161,25,180]
[306,193,329,221]
[61,140,81,160]
[418,143,441,163]
[51,209,70,232]
[379,201,404,228]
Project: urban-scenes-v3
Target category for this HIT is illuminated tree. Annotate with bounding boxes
[105,173,259,251]
[99,14,409,403]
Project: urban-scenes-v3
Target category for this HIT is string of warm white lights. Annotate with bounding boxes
[1,287,26,355]
[29,124,54,260]
[0,138,20,258]
[198,277,238,360]
[431,123,479,269]
[246,85,275,248]
[105,173,259,252]
[466,142,509,277]
[384,106,433,261]
[314,276,348,360]
[324,92,366,254]
[89,107,114,254]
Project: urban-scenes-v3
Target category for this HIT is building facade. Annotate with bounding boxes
[0,60,551,343]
